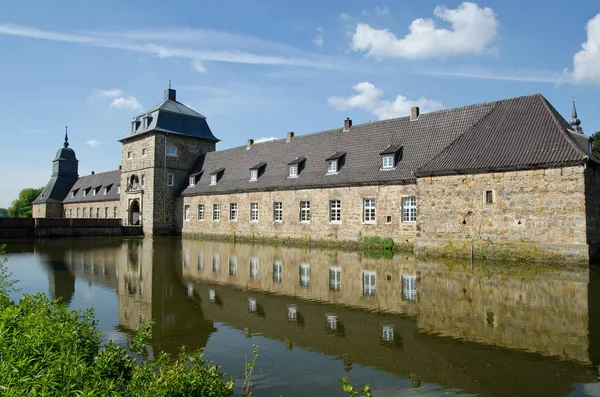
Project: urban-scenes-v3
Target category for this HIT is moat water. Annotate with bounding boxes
[3,237,600,397]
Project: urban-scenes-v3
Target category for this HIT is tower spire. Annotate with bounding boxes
[64,126,69,148]
[571,96,583,134]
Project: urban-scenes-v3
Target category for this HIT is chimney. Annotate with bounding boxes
[91,171,95,175]
[246,139,254,150]
[343,117,352,132]
[164,88,176,101]
[411,106,420,121]
[286,131,294,142]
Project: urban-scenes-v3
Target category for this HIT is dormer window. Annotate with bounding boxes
[287,157,306,178]
[209,168,224,185]
[83,189,88,197]
[382,156,394,169]
[325,151,345,174]
[379,144,403,170]
[189,176,195,186]
[166,147,177,157]
[93,187,99,196]
[249,162,266,181]
[71,189,78,198]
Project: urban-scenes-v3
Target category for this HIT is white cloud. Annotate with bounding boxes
[86,139,100,148]
[374,5,390,16]
[0,23,341,72]
[568,14,600,84]
[314,27,324,48]
[190,59,206,72]
[110,97,142,111]
[328,82,444,120]
[422,66,560,83]
[93,88,123,98]
[352,2,498,60]
[255,136,277,143]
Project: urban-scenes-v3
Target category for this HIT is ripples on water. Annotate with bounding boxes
[3,237,600,397]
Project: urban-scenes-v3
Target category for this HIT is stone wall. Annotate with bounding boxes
[180,184,418,244]
[63,200,120,220]
[32,203,63,218]
[415,166,589,262]
[120,132,215,235]
[585,163,600,262]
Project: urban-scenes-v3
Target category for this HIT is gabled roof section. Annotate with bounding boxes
[416,94,591,177]
[287,156,307,166]
[62,170,121,203]
[33,175,78,204]
[325,151,346,161]
[250,162,267,170]
[120,89,219,143]
[380,144,403,156]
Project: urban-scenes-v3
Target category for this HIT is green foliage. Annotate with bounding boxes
[242,344,259,397]
[591,131,600,157]
[0,208,8,218]
[341,376,373,397]
[362,236,394,252]
[0,253,234,397]
[7,188,42,218]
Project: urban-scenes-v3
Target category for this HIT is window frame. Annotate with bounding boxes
[299,201,311,222]
[363,198,376,223]
[382,155,394,169]
[273,202,283,222]
[330,199,341,223]
[213,204,220,221]
[250,202,259,222]
[142,148,147,156]
[288,165,298,178]
[184,205,191,221]
[230,203,238,221]
[363,271,376,296]
[273,260,283,283]
[327,160,337,173]
[250,257,259,279]
[250,169,258,181]
[485,190,494,204]
[402,275,417,302]
[210,174,217,185]
[189,176,195,186]
[402,197,417,223]
[197,204,205,221]
[299,263,310,287]
[329,267,341,291]
[166,147,177,157]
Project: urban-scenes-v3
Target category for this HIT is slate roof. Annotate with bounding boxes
[120,90,219,143]
[62,170,121,204]
[33,175,78,204]
[181,93,593,196]
[416,94,593,176]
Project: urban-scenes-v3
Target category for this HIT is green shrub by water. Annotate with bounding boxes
[0,246,234,396]
[362,236,394,254]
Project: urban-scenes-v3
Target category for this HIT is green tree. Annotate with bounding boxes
[7,188,42,218]
[0,208,7,218]
[591,131,600,158]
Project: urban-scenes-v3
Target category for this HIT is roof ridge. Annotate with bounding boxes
[536,94,589,159]
[415,101,501,175]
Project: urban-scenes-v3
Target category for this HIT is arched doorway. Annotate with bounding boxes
[129,200,141,226]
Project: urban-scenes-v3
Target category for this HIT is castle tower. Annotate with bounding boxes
[118,87,219,235]
[32,127,79,218]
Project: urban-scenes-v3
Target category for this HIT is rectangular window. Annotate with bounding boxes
[197,252,204,271]
[89,207,93,218]
[402,197,417,222]
[273,202,283,222]
[229,256,237,276]
[83,190,87,197]
[329,267,341,291]
[363,198,376,223]
[250,169,258,181]
[250,203,259,222]
[299,264,310,287]
[485,190,494,204]
[363,271,376,296]
[76,208,79,218]
[141,175,146,187]
[198,204,205,220]
[184,205,191,221]
[83,208,86,218]
[250,258,259,279]
[300,201,311,222]
[142,148,147,156]
[210,174,217,185]
[213,204,220,221]
[127,151,132,159]
[167,173,174,186]
[382,325,394,342]
[288,165,297,177]
[330,200,341,222]
[166,147,177,157]
[93,188,98,196]
[104,207,108,219]
[103,187,108,195]
[327,160,337,173]
[402,275,417,302]
[273,260,282,283]
[69,208,72,218]
[382,155,394,169]
[189,177,195,186]
[114,207,117,218]
[96,208,100,219]
[212,253,220,273]
[230,203,238,221]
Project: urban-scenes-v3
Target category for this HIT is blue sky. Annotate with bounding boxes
[1,0,599,207]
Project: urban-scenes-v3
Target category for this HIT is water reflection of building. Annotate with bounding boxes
[181,240,597,397]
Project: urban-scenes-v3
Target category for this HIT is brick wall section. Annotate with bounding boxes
[415,166,589,261]
[121,132,215,234]
[63,200,120,220]
[180,184,418,242]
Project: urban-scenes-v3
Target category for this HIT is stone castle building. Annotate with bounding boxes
[32,88,600,262]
